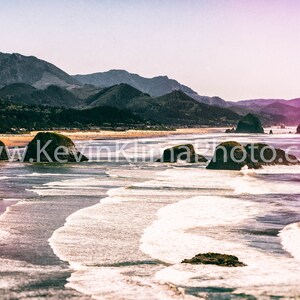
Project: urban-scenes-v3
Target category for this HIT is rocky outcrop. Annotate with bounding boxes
[157,144,207,163]
[207,141,299,171]
[182,253,246,267]
[206,141,248,170]
[23,132,88,163]
[0,140,9,161]
[244,143,298,166]
[235,113,264,133]
[225,128,235,133]
[297,124,300,134]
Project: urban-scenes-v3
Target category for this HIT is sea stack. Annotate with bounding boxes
[296,124,300,134]
[244,143,298,166]
[206,141,299,171]
[157,144,207,163]
[235,113,264,133]
[0,140,9,161]
[206,141,248,170]
[23,132,88,163]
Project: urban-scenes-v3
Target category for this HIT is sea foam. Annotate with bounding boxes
[279,222,300,261]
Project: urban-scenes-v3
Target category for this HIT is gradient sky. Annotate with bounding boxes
[1,0,300,101]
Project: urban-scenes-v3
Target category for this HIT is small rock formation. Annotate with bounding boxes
[23,132,88,163]
[0,140,9,161]
[207,141,299,171]
[206,141,248,170]
[297,125,300,134]
[235,113,264,134]
[244,143,298,166]
[157,144,207,163]
[269,130,273,134]
[182,253,246,267]
[225,128,235,133]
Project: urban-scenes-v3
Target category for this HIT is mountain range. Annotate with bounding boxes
[0,81,240,127]
[0,52,227,106]
[233,98,300,124]
[74,69,228,107]
[0,51,299,130]
[85,84,239,125]
[235,98,300,108]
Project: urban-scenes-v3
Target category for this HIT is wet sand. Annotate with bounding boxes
[0,128,226,147]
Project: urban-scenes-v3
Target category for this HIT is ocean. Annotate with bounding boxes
[0,130,299,299]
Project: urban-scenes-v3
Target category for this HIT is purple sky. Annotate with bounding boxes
[1,0,300,101]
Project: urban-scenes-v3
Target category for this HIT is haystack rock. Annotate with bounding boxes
[235,113,264,133]
[296,124,300,134]
[23,132,88,163]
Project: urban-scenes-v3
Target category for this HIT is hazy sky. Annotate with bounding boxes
[1,0,300,101]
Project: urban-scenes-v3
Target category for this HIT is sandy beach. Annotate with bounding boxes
[0,127,226,147]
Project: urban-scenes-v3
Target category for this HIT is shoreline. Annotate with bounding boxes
[0,199,19,217]
[0,127,226,147]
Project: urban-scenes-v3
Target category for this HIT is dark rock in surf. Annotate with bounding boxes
[225,128,235,133]
[0,140,9,161]
[235,113,264,134]
[157,144,207,163]
[206,141,299,171]
[244,143,299,166]
[206,141,248,170]
[297,124,300,134]
[23,132,88,163]
[182,252,246,267]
